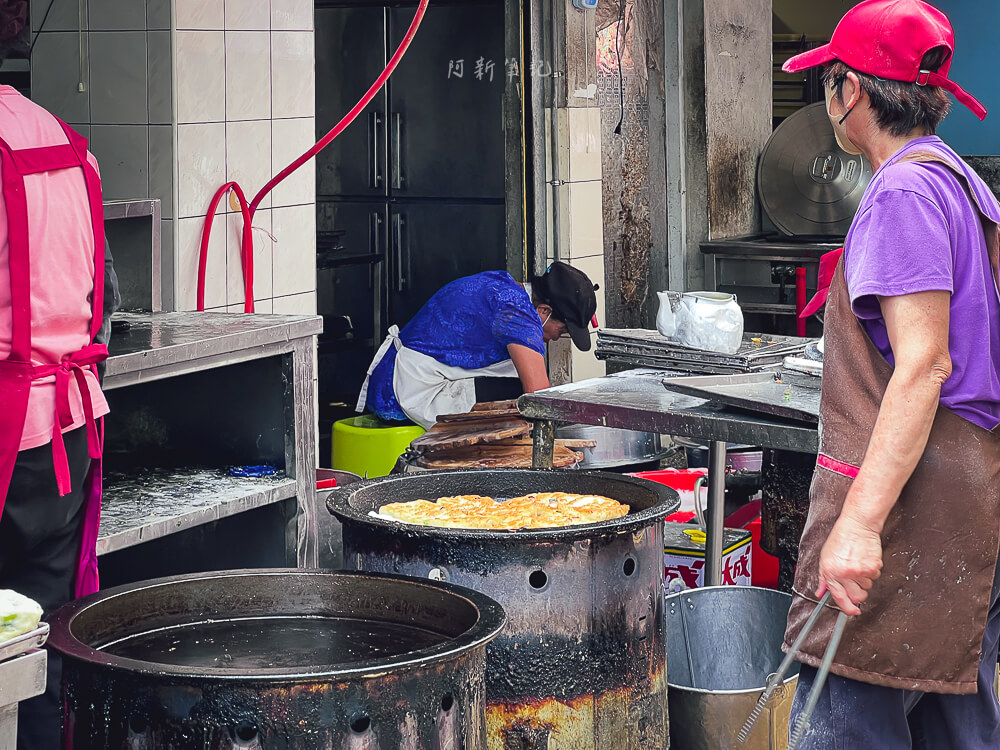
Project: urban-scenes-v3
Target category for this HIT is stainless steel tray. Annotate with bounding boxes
[661,372,821,424]
[0,623,49,663]
[597,329,811,373]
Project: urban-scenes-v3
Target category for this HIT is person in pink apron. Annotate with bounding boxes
[780,1,1000,747]
[0,86,118,749]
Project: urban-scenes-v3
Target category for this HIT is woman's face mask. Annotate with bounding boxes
[537,308,567,342]
[825,83,862,156]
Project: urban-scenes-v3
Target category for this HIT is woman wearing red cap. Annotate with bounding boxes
[780,0,1000,746]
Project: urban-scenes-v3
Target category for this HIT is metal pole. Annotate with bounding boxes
[705,440,727,586]
[531,419,556,468]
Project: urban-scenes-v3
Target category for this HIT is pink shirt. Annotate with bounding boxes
[0,86,109,451]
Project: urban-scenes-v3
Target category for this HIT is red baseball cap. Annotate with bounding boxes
[799,248,844,319]
[783,0,986,121]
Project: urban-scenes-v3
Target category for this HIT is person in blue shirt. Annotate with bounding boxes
[357,262,598,428]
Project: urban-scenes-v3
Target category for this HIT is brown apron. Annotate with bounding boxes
[784,151,1000,695]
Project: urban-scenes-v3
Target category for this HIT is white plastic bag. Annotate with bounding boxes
[0,589,43,643]
[675,292,744,354]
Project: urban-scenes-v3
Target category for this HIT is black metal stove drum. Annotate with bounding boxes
[49,569,505,748]
[49,470,679,749]
[329,470,679,749]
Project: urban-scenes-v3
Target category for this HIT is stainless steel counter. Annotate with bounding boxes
[105,312,323,389]
[519,370,818,453]
[520,369,819,587]
[97,468,297,556]
[100,312,323,568]
[0,626,48,747]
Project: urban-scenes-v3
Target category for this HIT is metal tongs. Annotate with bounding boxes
[737,591,849,749]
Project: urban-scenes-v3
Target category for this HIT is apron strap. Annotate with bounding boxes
[56,119,106,344]
[0,136,32,362]
[356,325,402,412]
[0,121,107,496]
[897,150,1000,301]
[0,123,105,361]
[11,144,81,174]
[33,344,108,495]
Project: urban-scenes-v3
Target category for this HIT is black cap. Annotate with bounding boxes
[535,262,598,351]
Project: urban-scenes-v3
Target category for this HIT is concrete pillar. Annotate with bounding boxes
[544,0,607,383]
[702,0,772,241]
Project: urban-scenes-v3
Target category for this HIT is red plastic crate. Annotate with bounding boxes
[630,468,707,520]
[634,469,780,589]
[724,499,779,589]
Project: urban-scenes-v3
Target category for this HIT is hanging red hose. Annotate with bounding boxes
[197,0,430,312]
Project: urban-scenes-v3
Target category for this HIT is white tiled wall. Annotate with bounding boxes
[30,0,316,316]
[174,31,226,123]
[554,106,607,382]
[171,0,316,314]
[227,210,273,307]
[175,0,224,31]
[225,31,271,121]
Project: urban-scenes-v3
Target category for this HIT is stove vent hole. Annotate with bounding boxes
[127,716,148,734]
[232,722,259,743]
[528,570,548,589]
[441,693,455,712]
[623,556,637,577]
[350,713,372,734]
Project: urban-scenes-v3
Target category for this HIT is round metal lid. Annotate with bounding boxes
[758,102,873,237]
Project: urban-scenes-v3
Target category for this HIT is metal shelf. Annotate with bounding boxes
[97,468,297,556]
[104,312,323,390]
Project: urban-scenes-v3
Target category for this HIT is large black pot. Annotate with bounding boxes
[328,469,680,750]
[48,569,505,748]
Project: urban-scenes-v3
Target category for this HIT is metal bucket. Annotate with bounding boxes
[666,586,797,750]
[554,424,669,469]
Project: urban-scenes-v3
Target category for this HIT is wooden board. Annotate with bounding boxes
[411,417,531,453]
[472,400,518,412]
[416,443,582,469]
[436,400,520,423]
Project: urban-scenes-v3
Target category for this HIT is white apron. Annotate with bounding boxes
[356,326,519,429]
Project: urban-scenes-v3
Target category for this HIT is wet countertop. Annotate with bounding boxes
[105,312,323,385]
[99,467,296,555]
[97,311,322,554]
[518,369,819,453]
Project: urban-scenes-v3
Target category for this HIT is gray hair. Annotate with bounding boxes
[822,47,952,137]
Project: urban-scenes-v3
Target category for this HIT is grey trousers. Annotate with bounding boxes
[791,552,1000,750]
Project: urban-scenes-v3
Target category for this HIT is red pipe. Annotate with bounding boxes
[197,0,431,312]
[795,266,807,337]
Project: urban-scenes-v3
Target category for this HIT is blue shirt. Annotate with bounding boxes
[366,272,545,421]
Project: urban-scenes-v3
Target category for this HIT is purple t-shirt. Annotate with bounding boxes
[844,136,1000,431]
